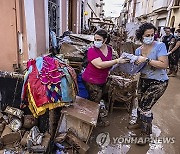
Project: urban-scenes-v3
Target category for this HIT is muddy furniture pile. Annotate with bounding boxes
[0,54,99,154]
[53,96,99,154]
[59,34,94,74]
[106,64,139,113]
[107,73,138,113]
[0,106,51,153]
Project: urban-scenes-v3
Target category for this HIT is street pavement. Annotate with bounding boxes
[88,72,180,154]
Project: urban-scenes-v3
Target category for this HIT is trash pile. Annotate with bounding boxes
[0,106,51,153]
[59,34,94,60]
[0,74,99,154]
[107,74,138,112]
[53,96,99,154]
[15,48,101,153]
[21,55,78,118]
[54,131,89,154]
[58,32,123,75]
[58,33,94,74]
[82,17,115,34]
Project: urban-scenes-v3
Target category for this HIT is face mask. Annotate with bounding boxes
[143,36,154,45]
[174,33,179,38]
[94,41,103,48]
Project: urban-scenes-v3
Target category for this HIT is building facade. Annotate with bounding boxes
[83,0,104,29]
[168,0,180,28]
[121,0,180,29]
[0,0,102,72]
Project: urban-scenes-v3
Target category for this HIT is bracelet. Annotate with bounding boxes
[145,58,152,64]
[148,59,152,64]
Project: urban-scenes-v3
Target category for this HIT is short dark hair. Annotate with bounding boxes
[95,29,110,44]
[136,23,157,41]
[164,27,171,30]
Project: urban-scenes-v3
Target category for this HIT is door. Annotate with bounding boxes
[68,0,77,33]
[81,1,84,32]
[68,0,73,31]
[48,0,60,35]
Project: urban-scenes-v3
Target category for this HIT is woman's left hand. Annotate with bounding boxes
[136,56,147,64]
[167,51,172,55]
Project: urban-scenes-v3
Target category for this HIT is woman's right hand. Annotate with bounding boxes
[117,57,130,64]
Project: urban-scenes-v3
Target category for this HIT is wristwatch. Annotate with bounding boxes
[145,58,152,64]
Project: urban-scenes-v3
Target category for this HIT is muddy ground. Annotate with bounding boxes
[88,72,180,154]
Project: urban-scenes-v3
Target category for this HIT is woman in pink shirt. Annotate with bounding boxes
[82,29,128,103]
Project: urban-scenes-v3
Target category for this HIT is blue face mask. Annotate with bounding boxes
[94,41,103,48]
[143,36,154,44]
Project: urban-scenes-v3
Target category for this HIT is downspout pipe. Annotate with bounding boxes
[14,0,21,72]
[166,0,174,27]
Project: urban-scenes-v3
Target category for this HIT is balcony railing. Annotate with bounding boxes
[171,0,180,9]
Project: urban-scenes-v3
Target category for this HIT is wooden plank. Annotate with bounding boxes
[66,132,90,154]
[61,96,99,126]
[66,115,91,141]
[55,114,92,143]
[70,34,94,42]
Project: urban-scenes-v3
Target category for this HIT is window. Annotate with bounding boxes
[170,16,175,28]
[48,0,60,35]
[174,0,180,6]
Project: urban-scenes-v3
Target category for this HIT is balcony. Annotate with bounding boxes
[153,0,169,13]
[171,0,180,10]
[171,5,180,9]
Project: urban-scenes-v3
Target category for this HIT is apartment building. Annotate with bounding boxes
[168,0,180,28]
[121,0,180,29]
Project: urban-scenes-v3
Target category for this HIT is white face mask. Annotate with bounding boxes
[174,32,179,37]
[143,36,154,44]
[94,41,103,48]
